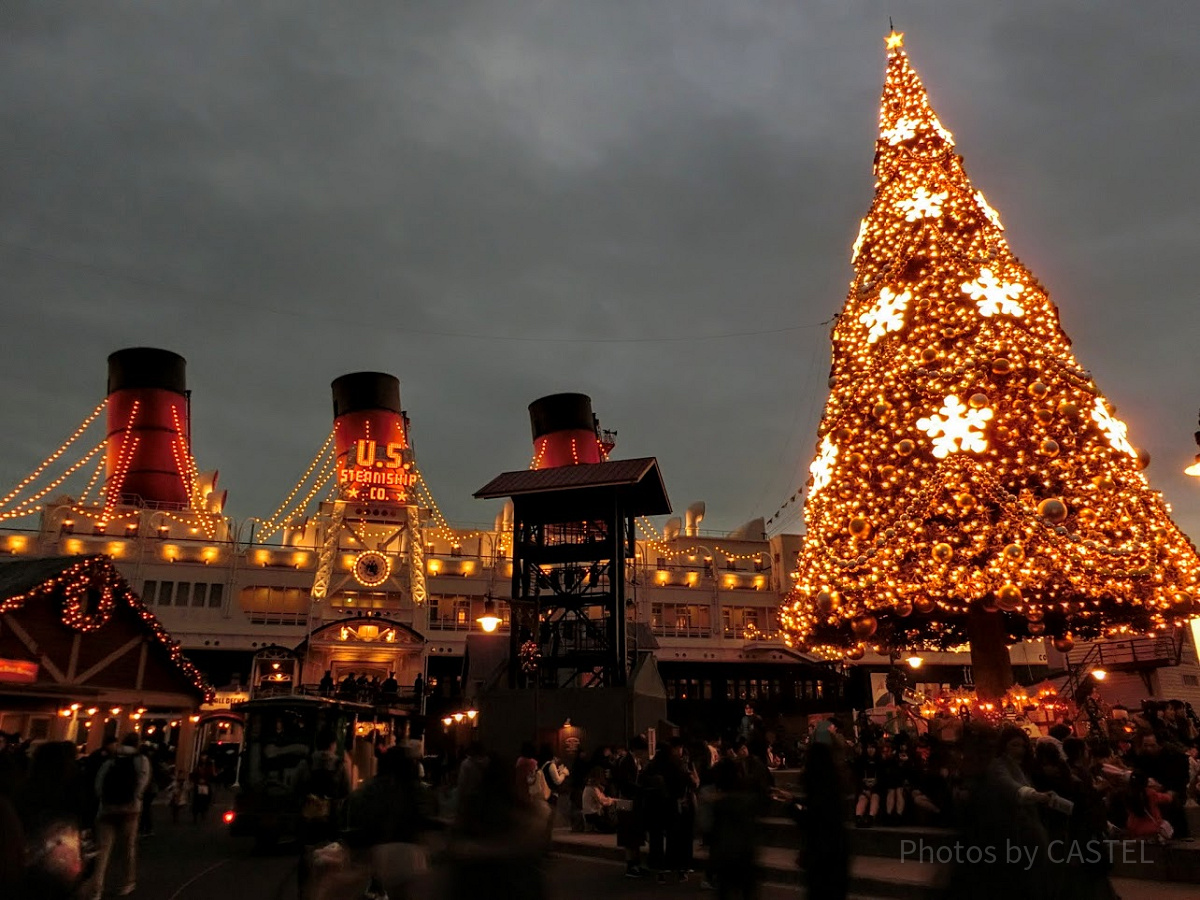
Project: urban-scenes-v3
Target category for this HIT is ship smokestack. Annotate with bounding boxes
[528,393,603,469]
[105,348,191,507]
[331,372,411,504]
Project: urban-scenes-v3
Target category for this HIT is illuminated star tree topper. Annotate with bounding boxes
[780,32,1200,698]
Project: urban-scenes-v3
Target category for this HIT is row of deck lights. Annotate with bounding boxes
[441,709,479,728]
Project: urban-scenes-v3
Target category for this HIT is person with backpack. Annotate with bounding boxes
[85,733,150,900]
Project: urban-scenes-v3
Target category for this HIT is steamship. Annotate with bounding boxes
[13,347,1188,746]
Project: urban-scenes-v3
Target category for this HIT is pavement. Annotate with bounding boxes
[549,826,1200,900]
[115,791,1200,900]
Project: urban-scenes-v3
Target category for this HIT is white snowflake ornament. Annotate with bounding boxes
[962,268,1025,318]
[809,435,838,498]
[883,118,918,145]
[931,116,954,145]
[917,395,993,459]
[851,219,868,263]
[859,286,911,344]
[898,187,948,222]
[1091,398,1138,459]
[974,191,1004,231]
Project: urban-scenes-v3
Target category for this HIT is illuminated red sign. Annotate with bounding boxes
[0,658,38,684]
[338,440,416,503]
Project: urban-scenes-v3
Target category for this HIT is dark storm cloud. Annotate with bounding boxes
[1,2,1199,538]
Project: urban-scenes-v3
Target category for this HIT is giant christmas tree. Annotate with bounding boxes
[779,32,1200,698]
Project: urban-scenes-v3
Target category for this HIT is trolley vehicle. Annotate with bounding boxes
[226,693,410,847]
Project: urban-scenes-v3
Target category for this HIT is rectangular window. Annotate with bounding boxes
[1183,674,1199,687]
[208,583,224,609]
[175,582,190,607]
[142,581,157,605]
[192,583,208,607]
[158,581,174,606]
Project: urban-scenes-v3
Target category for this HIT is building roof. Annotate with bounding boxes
[473,457,671,517]
[0,556,84,601]
[0,555,213,702]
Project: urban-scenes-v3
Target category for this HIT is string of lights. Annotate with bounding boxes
[0,440,107,522]
[0,400,107,510]
[256,431,335,538]
[258,450,336,542]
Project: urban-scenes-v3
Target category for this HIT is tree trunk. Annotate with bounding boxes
[967,604,1014,701]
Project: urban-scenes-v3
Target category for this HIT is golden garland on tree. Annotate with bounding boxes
[780,32,1200,657]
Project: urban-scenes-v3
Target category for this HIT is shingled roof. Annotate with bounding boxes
[474,457,670,517]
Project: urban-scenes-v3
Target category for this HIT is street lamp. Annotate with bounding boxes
[477,596,501,633]
[1091,668,1107,681]
[905,655,923,669]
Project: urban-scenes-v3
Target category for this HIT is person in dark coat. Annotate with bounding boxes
[707,759,761,899]
[798,740,850,900]
[611,740,648,878]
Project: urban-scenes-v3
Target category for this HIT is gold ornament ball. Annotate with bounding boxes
[921,347,939,364]
[851,615,878,639]
[1137,449,1151,470]
[1052,635,1074,653]
[932,542,954,563]
[1077,508,1098,526]
[849,517,871,539]
[1057,401,1079,418]
[1028,382,1049,399]
[815,590,838,615]
[1172,591,1191,606]
[828,376,838,388]
[1028,621,1046,636]
[955,493,977,511]
[1038,498,1069,524]
[996,583,1022,611]
[873,402,890,418]
[1003,543,1025,562]
[968,392,989,409]
[1039,439,1060,457]
[1092,475,1115,491]
[914,596,936,614]
[895,439,915,456]
[994,425,1011,443]
[848,451,865,467]
[846,644,866,661]
[1034,408,1054,426]
[991,357,1012,375]
[894,601,913,618]
[835,428,852,442]
[880,465,897,481]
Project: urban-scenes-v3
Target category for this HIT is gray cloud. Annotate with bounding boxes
[1,1,1198,540]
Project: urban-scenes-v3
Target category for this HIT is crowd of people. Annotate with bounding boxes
[0,729,227,899]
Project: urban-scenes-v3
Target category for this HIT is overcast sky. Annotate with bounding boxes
[2,2,1199,541]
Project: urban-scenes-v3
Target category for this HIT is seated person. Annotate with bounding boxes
[581,767,617,832]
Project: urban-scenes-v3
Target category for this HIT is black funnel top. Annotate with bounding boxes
[332,372,401,418]
[107,348,187,395]
[529,393,595,441]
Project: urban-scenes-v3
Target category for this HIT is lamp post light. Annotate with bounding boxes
[477,595,502,633]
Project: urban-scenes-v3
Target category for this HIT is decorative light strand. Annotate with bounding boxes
[0,400,106,510]
[256,431,335,537]
[0,441,107,521]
